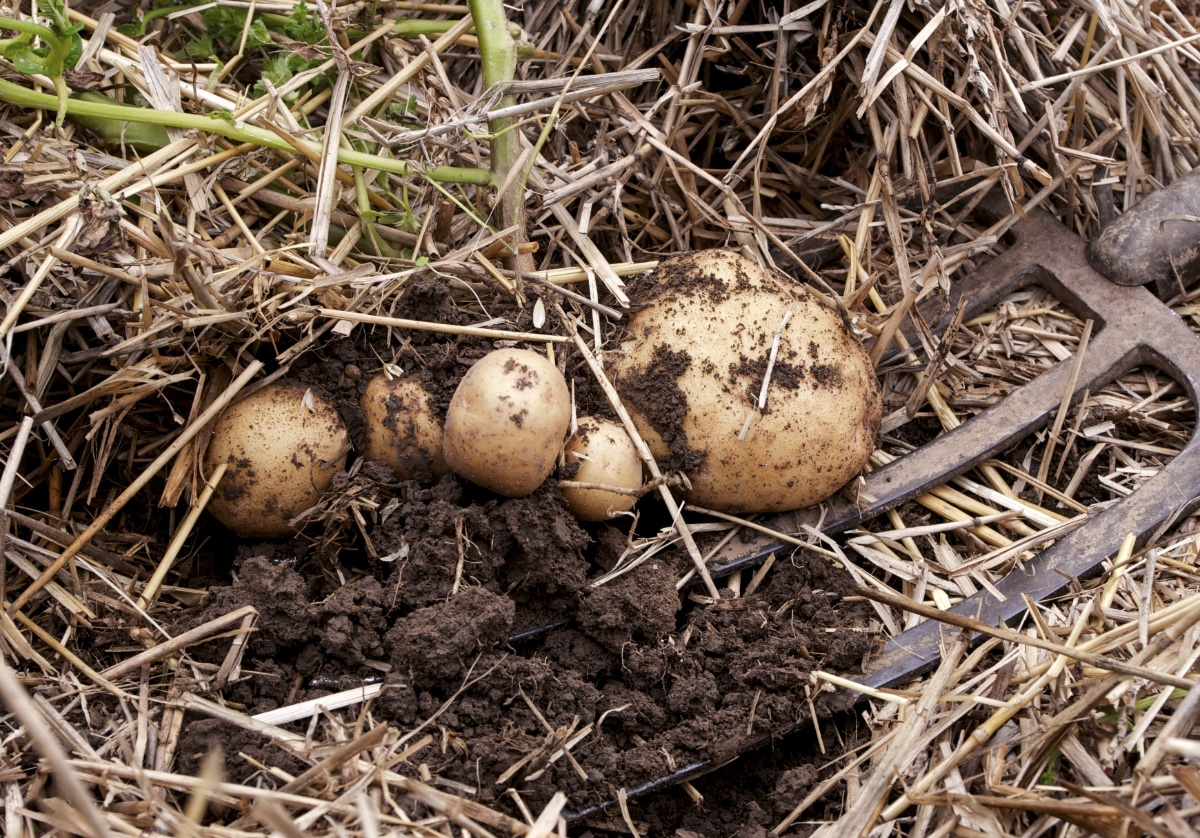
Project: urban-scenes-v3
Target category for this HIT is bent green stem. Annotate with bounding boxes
[0,78,494,185]
[0,18,62,50]
[0,16,74,123]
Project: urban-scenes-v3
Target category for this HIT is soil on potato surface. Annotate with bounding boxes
[169,276,878,835]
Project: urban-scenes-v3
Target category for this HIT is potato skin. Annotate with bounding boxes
[204,383,350,538]
[443,348,571,497]
[610,249,881,513]
[360,373,448,479]
[562,417,642,521]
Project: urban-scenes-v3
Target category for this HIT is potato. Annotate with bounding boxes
[443,348,570,497]
[204,383,350,537]
[562,417,642,521]
[610,249,881,513]
[360,373,448,479]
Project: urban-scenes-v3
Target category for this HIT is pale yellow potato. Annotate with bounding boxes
[204,383,350,538]
[360,373,448,479]
[562,417,642,521]
[610,249,881,513]
[443,348,571,497]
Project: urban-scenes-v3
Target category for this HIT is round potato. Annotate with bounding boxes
[562,417,642,521]
[610,249,881,513]
[204,383,350,538]
[360,373,448,479]
[443,348,571,497]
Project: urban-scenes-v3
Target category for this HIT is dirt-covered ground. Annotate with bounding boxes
[5,0,1200,835]
[162,275,879,832]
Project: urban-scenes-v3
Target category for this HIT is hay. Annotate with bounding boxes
[1,0,1199,834]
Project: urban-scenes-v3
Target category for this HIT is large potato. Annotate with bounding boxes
[204,383,350,537]
[562,417,642,521]
[443,348,571,497]
[360,373,448,479]
[610,249,881,513]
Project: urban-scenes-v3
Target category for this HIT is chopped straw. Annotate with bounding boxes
[1,0,1200,835]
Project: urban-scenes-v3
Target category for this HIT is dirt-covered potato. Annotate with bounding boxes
[204,383,350,538]
[562,416,642,521]
[443,348,571,497]
[360,373,448,479]
[610,249,881,513]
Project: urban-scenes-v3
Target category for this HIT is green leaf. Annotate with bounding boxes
[200,7,271,46]
[69,91,171,151]
[6,42,47,75]
[283,3,324,45]
[260,51,293,89]
[63,29,83,69]
[254,49,330,101]
[398,212,421,233]
[42,0,71,31]
[180,32,215,61]
[365,210,422,234]
[385,95,419,121]
[246,16,271,46]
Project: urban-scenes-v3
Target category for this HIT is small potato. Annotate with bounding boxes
[204,383,349,538]
[562,417,642,521]
[443,348,570,497]
[360,373,448,479]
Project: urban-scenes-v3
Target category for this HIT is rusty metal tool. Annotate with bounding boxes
[567,198,1200,822]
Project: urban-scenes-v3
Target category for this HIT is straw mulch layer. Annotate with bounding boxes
[2,0,1200,835]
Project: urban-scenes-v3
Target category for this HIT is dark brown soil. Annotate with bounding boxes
[171,274,878,835]
[179,538,872,830]
[611,343,705,473]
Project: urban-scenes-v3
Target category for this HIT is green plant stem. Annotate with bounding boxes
[0,78,493,185]
[122,3,191,36]
[47,71,68,126]
[349,138,395,258]
[391,19,471,38]
[347,18,521,42]
[0,17,73,123]
[0,18,63,52]
[466,0,532,273]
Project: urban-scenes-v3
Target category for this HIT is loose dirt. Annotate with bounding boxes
[168,275,878,834]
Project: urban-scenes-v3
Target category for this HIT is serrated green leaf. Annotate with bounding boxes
[283,3,324,44]
[246,17,271,46]
[260,51,293,89]
[42,0,70,31]
[180,33,215,61]
[200,7,245,42]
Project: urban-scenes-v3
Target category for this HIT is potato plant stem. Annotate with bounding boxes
[467,0,533,273]
[0,79,493,185]
[0,17,73,122]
